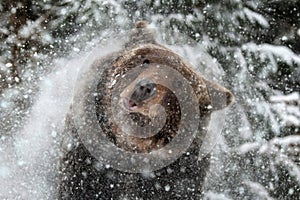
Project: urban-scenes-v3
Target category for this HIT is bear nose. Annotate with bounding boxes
[130,78,157,105]
[121,78,157,111]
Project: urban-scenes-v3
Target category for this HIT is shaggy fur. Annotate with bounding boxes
[58,21,233,199]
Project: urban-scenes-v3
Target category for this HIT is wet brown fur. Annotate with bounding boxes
[58,21,234,200]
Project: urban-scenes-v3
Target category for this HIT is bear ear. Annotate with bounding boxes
[204,79,234,111]
[125,20,157,48]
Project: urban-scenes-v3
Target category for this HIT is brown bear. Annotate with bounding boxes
[58,21,234,200]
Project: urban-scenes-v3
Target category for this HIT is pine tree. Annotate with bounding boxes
[0,0,299,199]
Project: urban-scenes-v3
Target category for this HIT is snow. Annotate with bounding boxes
[262,135,300,149]
[244,181,275,200]
[234,48,248,83]
[0,1,300,199]
[0,57,80,199]
[19,17,44,39]
[11,7,16,14]
[203,191,232,200]
[270,92,300,126]
[243,43,300,66]
[0,25,228,199]
[270,92,299,102]
[251,135,300,183]
[0,32,125,199]
[243,8,270,28]
[164,184,171,191]
[239,135,300,161]
[0,166,10,178]
[256,101,281,134]
[276,155,300,183]
[5,63,12,67]
[238,142,261,154]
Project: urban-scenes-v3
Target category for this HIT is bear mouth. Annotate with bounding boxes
[128,99,138,110]
[122,97,138,111]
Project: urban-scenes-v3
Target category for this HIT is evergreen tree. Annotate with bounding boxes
[0,0,299,199]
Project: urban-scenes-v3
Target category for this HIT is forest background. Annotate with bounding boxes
[0,1,299,199]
